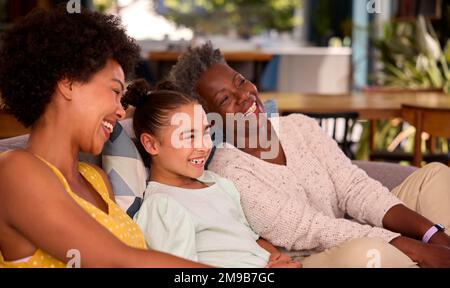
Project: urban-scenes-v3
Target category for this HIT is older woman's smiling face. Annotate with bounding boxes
[195,63,265,117]
[195,64,264,142]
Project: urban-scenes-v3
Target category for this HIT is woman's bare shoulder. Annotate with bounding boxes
[0,150,62,200]
[0,149,43,174]
[0,149,47,170]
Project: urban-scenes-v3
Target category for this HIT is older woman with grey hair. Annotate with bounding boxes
[166,42,450,268]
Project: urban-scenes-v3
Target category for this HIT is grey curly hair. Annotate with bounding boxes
[167,41,226,100]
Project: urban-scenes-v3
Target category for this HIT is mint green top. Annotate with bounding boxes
[133,171,270,268]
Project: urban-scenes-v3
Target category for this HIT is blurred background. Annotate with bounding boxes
[1,0,448,93]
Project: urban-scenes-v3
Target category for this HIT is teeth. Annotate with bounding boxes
[102,121,114,133]
[189,158,205,165]
[244,102,257,116]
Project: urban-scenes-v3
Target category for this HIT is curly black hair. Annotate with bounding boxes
[0,6,140,127]
[167,41,226,99]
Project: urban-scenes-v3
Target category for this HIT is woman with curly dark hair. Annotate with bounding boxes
[0,7,206,268]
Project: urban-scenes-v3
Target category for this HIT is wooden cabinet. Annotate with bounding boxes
[0,109,29,139]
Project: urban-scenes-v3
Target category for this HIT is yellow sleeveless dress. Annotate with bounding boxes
[0,156,147,268]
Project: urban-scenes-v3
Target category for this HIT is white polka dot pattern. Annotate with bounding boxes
[0,161,146,268]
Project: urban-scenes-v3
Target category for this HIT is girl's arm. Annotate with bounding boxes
[134,193,200,263]
[256,238,279,255]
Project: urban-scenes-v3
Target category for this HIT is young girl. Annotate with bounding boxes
[124,80,301,268]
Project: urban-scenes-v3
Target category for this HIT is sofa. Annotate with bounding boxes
[0,118,420,260]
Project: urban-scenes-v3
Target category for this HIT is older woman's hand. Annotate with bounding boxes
[391,236,450,268]
[428,231,450,248]
[418,244,450,268]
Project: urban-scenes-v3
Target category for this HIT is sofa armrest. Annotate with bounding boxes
[352,160,417,191]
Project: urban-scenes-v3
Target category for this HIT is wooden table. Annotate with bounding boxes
[259,91,450,152]
[259,91,450,120]
[149,51,273,62]
[148,51,273,88]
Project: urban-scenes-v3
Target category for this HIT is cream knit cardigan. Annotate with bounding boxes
[208,114,402,252]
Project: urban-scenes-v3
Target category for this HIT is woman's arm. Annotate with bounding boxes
[296,115,450,267]
[389,236,450,268]
[0,151,207,268]
[383,205,450,268]
[219,164,401,252]
[383,204,450,247]
[296,114,403,228]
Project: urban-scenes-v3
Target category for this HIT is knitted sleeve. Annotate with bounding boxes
[291,114,404,228]
[216,163,401,251]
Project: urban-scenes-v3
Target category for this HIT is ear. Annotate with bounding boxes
[140,133,159,156]
[56,78,74,101]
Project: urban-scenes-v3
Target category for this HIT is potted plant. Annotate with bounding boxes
[371,15,450,93]
[356,16,450,162]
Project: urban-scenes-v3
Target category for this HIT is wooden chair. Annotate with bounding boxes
[363,87,448,165]
[401,104,450,167]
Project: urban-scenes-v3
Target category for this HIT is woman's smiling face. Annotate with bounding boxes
[71,59,126,155]
[195,63,265,119]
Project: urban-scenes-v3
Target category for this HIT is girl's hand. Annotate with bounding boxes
[266,261,302,268]
[265,252,302,268]
[268,251,291,263]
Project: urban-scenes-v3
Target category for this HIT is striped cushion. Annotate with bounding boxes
[102,122,147,218]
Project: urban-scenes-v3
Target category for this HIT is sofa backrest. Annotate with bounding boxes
[0,118,135,166]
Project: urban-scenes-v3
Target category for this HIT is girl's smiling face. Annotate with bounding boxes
[142,103,213,186]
